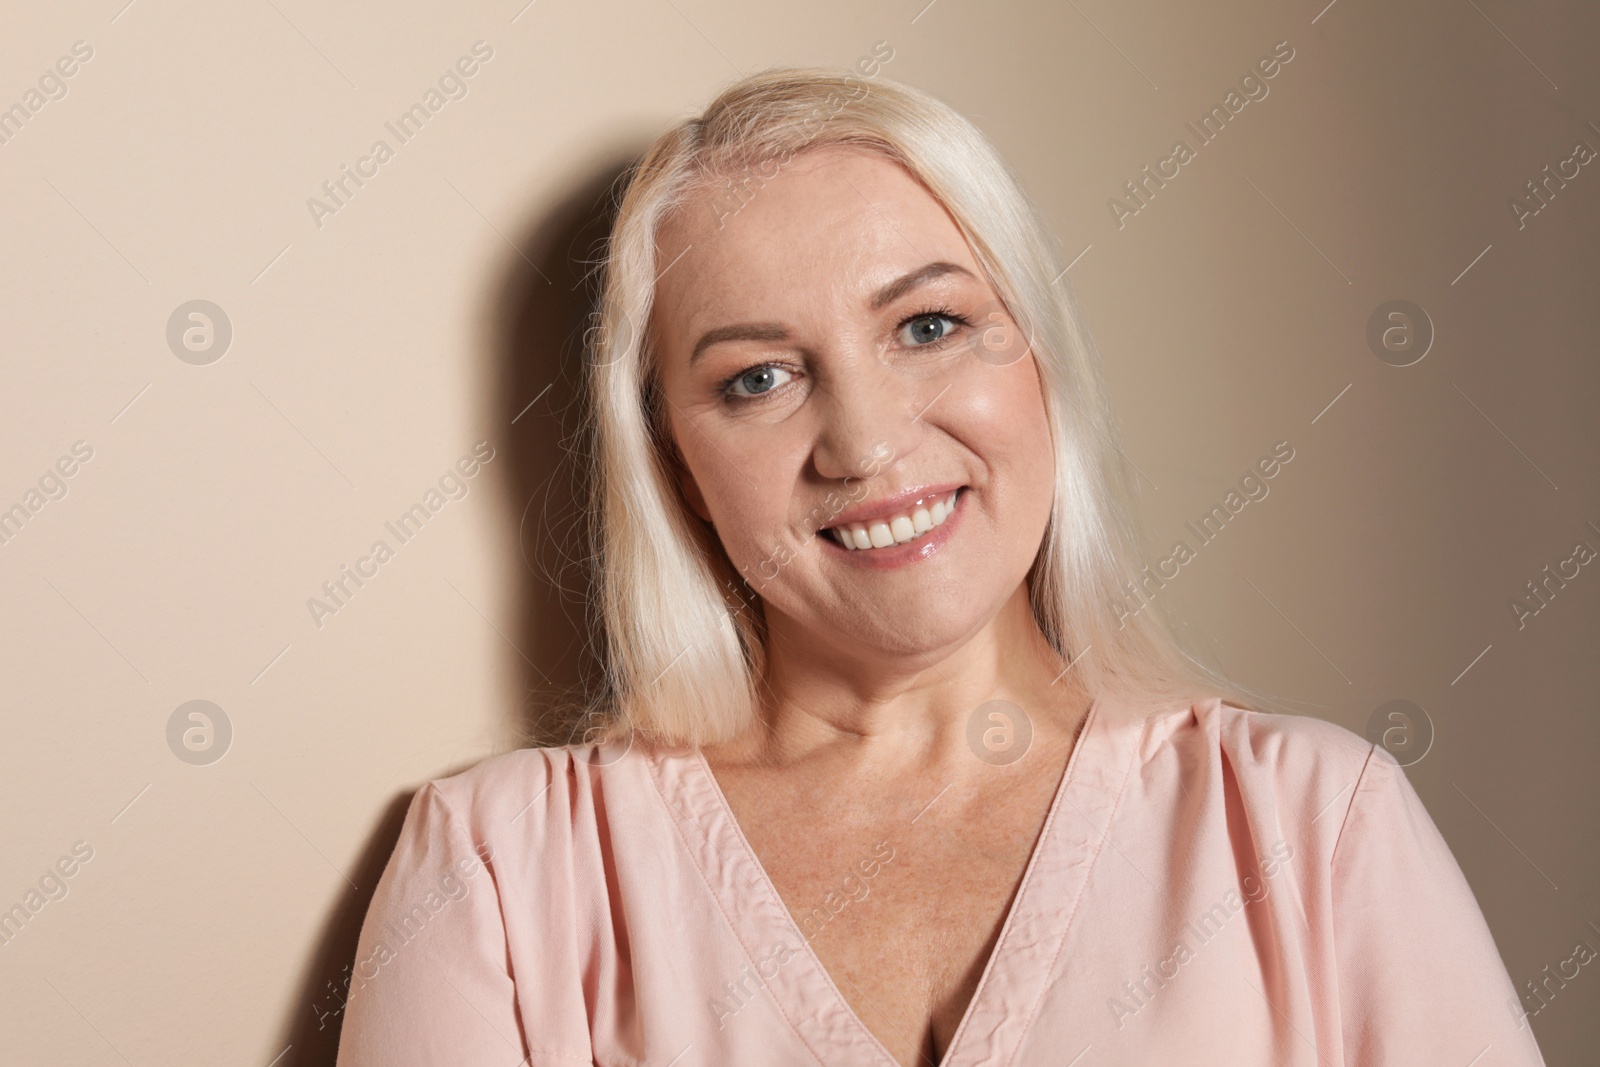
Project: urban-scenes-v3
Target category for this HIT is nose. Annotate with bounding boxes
[809,352,928,484]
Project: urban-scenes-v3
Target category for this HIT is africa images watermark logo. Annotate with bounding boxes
[1364,699,1433,767]
[707,839,896,1031]
[313,840,495,1029]
[305,442,495,629]
[1115,441,1296,628]
[1507,918,1600,1030]
[0,440,95,550]
[1107,39,1296,229]
[0,841,95,949]
[166,700,233,766]
[1365,299,1433,367]
[166,300,233,365]
[966,700,1033,766]
[1107,839,1295,1029]
[1507,519,1599,631]
[305,41,495,230]
[0,39,94,149]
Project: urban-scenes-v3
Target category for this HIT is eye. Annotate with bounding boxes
[896,311,963,348]
[724,364,793,399]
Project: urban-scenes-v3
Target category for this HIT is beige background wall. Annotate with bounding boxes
[1,0,1596,1063]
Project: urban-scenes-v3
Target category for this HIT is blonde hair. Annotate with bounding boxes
[579,67,1273,747]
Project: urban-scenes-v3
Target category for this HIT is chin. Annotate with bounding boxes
[832,586,1000,657]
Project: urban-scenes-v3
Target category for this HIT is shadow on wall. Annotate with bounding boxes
[493,152,641,751]
[272,152,641,1067]
[275,790,413,1067]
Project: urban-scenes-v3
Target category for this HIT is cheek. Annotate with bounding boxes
[960,358,1056,485]
[1017,370,1057,468]
[949,357,1058,566]
[680,431,809,565]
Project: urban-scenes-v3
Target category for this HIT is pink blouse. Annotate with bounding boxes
[333,694,1546,1065]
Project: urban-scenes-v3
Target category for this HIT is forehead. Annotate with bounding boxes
[652,145,979,342]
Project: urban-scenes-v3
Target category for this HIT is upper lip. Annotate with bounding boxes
[820,483,965,529]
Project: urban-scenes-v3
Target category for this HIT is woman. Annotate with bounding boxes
[335,70,1544,1066]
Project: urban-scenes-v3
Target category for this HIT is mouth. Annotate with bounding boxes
[822,486,967,554]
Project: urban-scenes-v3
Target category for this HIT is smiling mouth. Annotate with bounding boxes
[824,487,965,551]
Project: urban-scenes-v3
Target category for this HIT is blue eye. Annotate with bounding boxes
[725,364,792,399]
[897,312,961,347]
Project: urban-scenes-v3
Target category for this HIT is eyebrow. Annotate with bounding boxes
[867,260,973,310]
[690,322,790,365]
[687,260,976,366]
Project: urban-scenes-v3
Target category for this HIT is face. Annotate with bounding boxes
[651,145,1057,660]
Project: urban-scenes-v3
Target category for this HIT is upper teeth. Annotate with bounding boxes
[826,489,961,550]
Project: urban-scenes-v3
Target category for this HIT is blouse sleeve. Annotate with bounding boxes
[335,782,528,1066]
[1329,746,1546,1066]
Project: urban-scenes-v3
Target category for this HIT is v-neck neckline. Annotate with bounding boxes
[645,691,1147,1067]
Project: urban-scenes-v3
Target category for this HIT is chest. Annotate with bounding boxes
[712,766,1067,1065]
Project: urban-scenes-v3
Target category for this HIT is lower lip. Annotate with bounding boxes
[818,488,969,571]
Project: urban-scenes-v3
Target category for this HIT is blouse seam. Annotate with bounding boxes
[421,780,546,1063]
[1328,743,1380,871]
[933,698,1098,1061]
[1004,703,1148,1067]
[639,749,831,1067]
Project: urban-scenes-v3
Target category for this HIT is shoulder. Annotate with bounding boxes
[1133,704,1538,1060]
[1148,696,1387,853]
[1215,698,1376,777]
[1193,695,1370,755]
[390,741,663,959]
[424,740,635,820]
[1150,695,1378,775]
[425,745,571,817]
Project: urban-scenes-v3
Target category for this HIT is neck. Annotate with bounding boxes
[720,583,1091,769]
